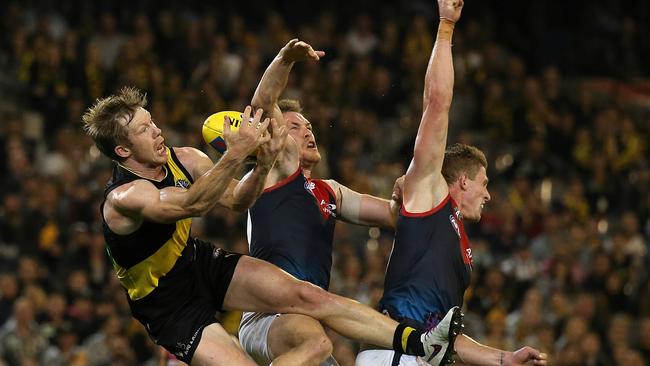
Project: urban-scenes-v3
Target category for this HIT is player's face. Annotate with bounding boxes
[123,107,167,165]
[284,111,321,166]
[462,166,490,221]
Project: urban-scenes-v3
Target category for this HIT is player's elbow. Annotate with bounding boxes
[228,201,250,213]
[186,200,211,217]
[219,193,255,213]
[423,93,452,113]
[423,86,453,111]
[251,91,275,111]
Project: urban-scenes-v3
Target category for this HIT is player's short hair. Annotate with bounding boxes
[82,87,147,161]
[442,143,488,184]
[278,99,303,114]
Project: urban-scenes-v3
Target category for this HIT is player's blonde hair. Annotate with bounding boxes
[442,143,488,184]
[82,87,147,161]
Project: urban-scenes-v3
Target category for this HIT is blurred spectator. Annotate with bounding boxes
[0,1,649,364]
[0,297,48,365]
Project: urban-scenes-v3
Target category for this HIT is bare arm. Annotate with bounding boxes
[107,107,270,225]
[325,178,402,230]
[403,0,462,213]
[107,153,247,225]
[251,39,324,176]
[180,113,287,212]
[252,39,323,125]
[456,334,547,366]
[176,147,269,212]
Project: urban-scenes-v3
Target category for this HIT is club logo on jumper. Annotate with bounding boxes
[466,248,473,261]
[176,179,191,189]
[449,214,461,238]
[320,199,337,217]
[453,206,462,220]
[304,181,316,191]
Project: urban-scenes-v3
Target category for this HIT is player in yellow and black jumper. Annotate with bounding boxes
[84,86,461,366]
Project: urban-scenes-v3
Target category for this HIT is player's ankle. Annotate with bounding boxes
[392,323,425,356]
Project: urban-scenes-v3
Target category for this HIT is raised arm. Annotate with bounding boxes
[403,0,463,213]
[106,107,270,225]
[252,39,324,124]
[251,39,324,176]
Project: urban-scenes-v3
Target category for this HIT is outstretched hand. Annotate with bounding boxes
[279,38,325,63]
[437,0,464,23]
[389,175,405,225]
[391,175,405,204]
[223,106,270,160]
[505,346,548,366]
[256,117,288,170]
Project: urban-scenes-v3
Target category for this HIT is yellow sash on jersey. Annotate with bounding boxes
[112,148,193,300]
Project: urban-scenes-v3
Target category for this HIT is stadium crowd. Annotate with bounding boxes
[0,1,649,365]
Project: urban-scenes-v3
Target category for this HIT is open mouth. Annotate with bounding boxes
[156,141,166,155]
[306,141,316,149]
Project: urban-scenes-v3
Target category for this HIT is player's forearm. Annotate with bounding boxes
[184,152,247,215]
[228,164,272,211]
[423,20,455,111]
[338,192,395,230]
[251,55,294,112]
[359,195,396,230]
[456,334,511,366]
[411,19,456,169]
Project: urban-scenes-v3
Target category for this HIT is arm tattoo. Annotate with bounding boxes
[500,352,504,365]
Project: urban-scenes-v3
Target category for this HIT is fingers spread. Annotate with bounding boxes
[268,118,279,135]
[223,115,231,136]
[259,132,271,144]
[258,117,271,134]
[242,105,253,121]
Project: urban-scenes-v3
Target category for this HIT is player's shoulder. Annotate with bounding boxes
[107,179,157,205]
[171,146,212,175]
[320,179,339,190]
[171,146,209,162]
[318,179,344,200]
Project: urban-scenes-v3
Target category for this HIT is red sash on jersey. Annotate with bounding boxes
[305,178,337,220]
[450,199,473,267]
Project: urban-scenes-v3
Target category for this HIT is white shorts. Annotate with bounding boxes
[355,350,429,366]
[239,312,339,366]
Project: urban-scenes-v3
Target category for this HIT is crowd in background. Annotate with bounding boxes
[0,1,649,365]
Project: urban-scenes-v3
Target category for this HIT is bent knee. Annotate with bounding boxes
[295,281,334,311]
[302,334,333,361]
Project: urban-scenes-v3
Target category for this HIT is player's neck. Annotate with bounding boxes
[448,184,464,220]
[119,159,167,181]
[301,162,316,178]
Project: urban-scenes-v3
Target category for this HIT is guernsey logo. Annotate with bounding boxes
[304,181,315,191]
[449,214,461,238]
[176,179,190,189]
[320,199,337,217]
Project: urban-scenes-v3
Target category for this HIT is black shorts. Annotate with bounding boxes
[127,238,242,363]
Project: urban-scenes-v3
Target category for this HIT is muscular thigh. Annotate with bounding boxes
[192,323,257,366]
[223,255,326,314]
[268,313,329,356]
